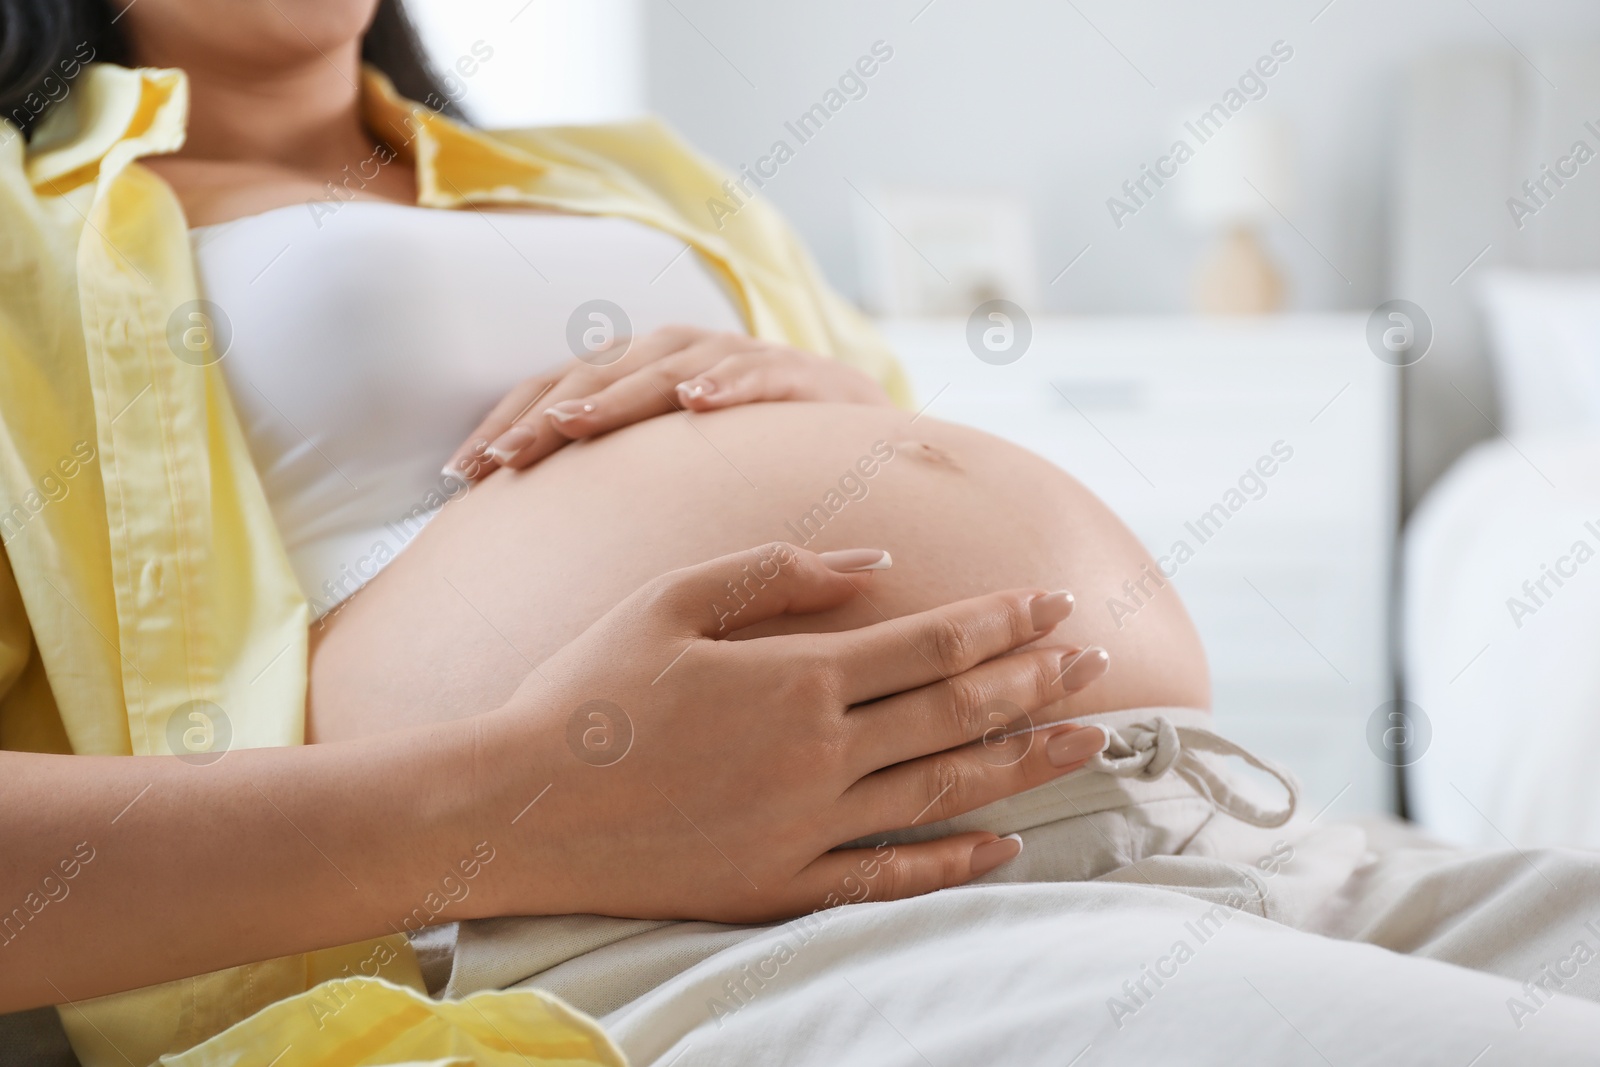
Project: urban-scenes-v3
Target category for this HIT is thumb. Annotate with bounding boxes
[644,542,891,638]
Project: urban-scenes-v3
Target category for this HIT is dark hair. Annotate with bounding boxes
[0,0,460,142]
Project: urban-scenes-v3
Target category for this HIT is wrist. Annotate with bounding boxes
[341,711,539,930]
[432,704,577,921]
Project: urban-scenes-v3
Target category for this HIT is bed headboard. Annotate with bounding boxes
[1394,44,1600,512]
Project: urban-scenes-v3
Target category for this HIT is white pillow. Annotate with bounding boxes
[1477,270,1600,437]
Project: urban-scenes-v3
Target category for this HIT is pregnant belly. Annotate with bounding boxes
[305,403,1209,742]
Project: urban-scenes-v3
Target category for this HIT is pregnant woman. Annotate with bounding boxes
[15,3,1599,1067]
[0,0,1213,1061]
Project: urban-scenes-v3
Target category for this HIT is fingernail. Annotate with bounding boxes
[442,440,492,481]
[818,548,892,573]
[676,378,715,400]
[969,833,1024,877]
[1046,724,1107,767]
[1029,590,1075,632]
[545,401,595,424]
[486,424,537,461]
[1057,647,1110,692]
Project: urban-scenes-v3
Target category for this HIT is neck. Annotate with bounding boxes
[161,46,378,172]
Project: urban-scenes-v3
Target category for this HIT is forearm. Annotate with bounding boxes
[0,712,523,1012]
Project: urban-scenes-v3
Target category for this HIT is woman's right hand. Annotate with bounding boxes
[476,542,1110,925]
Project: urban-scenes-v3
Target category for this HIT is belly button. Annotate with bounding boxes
[892,439,963,471]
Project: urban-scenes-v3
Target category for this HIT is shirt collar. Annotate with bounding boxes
[26,63,187,193]
[358,65,548,207]
[23,62,547,204]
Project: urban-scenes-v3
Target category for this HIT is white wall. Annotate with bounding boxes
[641,0,1600,313]
[407,0,644,127]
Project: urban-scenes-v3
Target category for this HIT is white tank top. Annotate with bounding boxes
[190,201,744,615]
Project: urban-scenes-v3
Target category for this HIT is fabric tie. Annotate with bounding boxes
[1088,715,1299,828]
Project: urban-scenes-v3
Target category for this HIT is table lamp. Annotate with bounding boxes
[1174,111,1295,315]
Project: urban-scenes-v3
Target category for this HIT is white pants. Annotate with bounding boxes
[438,708,1600,1064]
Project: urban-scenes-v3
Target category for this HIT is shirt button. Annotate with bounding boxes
[137,557,165,608]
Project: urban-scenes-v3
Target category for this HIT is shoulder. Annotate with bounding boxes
[0,133,68,298]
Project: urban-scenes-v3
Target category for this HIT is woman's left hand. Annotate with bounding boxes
[443,325,894,480]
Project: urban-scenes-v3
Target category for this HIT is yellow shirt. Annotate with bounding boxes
[0,62,906,1065]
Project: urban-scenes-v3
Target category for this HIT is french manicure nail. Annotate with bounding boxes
[1046,724,1107,767]
[969,833,1024,877]
[1029,590,1075,632]
[442,439,488,480]
[545,401,595,423]
[1058,647,1110,692]
[486,424,537,461]
[676,379,715,400]
[817,548,892,573]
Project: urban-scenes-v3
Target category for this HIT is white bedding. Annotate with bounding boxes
[1404,434,1600,848]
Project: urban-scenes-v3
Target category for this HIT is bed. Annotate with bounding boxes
[1405,428,1600,846]
[1396,43,1600,847]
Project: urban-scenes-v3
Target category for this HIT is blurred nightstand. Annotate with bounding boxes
[878,314,1398,820]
